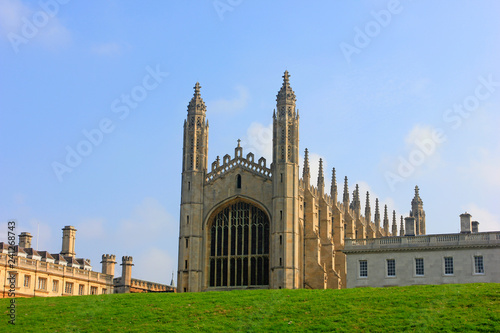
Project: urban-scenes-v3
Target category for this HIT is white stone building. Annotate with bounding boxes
[343,214,500,288]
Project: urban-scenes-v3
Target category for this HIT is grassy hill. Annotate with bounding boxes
[1,283,499,332]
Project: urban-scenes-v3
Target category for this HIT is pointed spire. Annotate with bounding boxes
[187,82,206,114]
[330,168,337,202]
[276,70,296,106]
[343,176,349,204]
[365,191,371,222]
[383,204,389,234]
[303,148,310,185]
[374,198,381,230]
[412,185,423,205]
[317,158,324,188]
[392,210,398,236]
[400,216,405,236]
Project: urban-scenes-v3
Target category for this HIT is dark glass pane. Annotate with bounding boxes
[216,259,222,287]
[231,225,236,256]
[237,226,243,255]
[222,258,228,286]
[243,257,248,286]
[257,257,263,285]
[217,226,223,256]
[223,225,228,256]
[250,257,256,285]
[264,222,269,255]
[230,258,235,286]
[244,225,249,255]
[251,224,257,255]
[210,259,215,287]
[210,226,216,256]
[258,224,263,254]
[237,258,242,286]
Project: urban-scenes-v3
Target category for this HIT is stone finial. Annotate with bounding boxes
[303,148,310,184]
[330,167,337,200]
[365,192,371,221]
[392,210,398,236]
[276,70,296,105]
[412,185,423,205]
[187,82,206,114]
[400,216,405,236]
[343,176,349,204]
[374,198,381,230]
[383,205,389,234]
[317,158,324,189]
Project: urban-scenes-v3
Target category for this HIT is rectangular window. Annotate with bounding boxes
[52,280,59,292]
[65,282,73,294]
[102,288,107,294]
[186,238,189,248]
[444,257,454,275]
[24,275,30,288]
[187,215,189,224]
[359,260,367,277]
[474,256,484,274]
[387,259,396,277]
[38,278,47,290]
[91,286,98,295]
[185,260,188,270]
[415,258,424,276]
[78,284,85,295]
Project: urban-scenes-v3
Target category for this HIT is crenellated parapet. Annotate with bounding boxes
[206,141,271,183]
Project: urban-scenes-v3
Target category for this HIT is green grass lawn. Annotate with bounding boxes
[1,283,499,332]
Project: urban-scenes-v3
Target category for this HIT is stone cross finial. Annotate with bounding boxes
[194,82,201,95]
[237,139,241,148]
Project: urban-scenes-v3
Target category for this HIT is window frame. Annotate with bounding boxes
[473,255,484,275]
[444,257,454,276]
[386,259,396,278]
[415,258,424,277]
[358,260,368,278]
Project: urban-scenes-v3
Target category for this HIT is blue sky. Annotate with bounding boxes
[1,0,499,285]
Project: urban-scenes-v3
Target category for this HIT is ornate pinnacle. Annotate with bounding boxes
[374,198,380,229]
[318,159,324,181]
[303,148,310,179]
[276,70,296,105]
[330,168,337,198]
[365,191,371,221]
[383,204,389,233]
[343,176,349,203]
[400,216,405,236]
[187,82,206,114]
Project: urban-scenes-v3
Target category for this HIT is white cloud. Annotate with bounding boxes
[462,203,500,232]
[90,42,124,56]
[0,0,71,51]
[241,121,272,161]
[462,146,500,188]
[208,85,249,114]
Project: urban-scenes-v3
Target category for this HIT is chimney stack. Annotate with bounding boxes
[101,254,117,276]
[60,226,77,257]
[460,213,472,234]
[19,232,33,248]
[471,221,479,233]
[405,217,416,236]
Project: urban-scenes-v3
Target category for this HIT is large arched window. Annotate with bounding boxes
[209,201,269,287]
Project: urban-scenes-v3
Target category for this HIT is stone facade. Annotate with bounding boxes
[177,72,419,292]
[343,220,500,288]
[1,226,175,298]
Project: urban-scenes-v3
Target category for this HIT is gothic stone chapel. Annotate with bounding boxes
[177,71,425,292]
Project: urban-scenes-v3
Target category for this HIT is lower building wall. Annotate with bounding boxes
[346,247,500,288]
[0,254,113,298]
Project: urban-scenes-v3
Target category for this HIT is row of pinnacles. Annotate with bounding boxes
[177,70,434,292]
